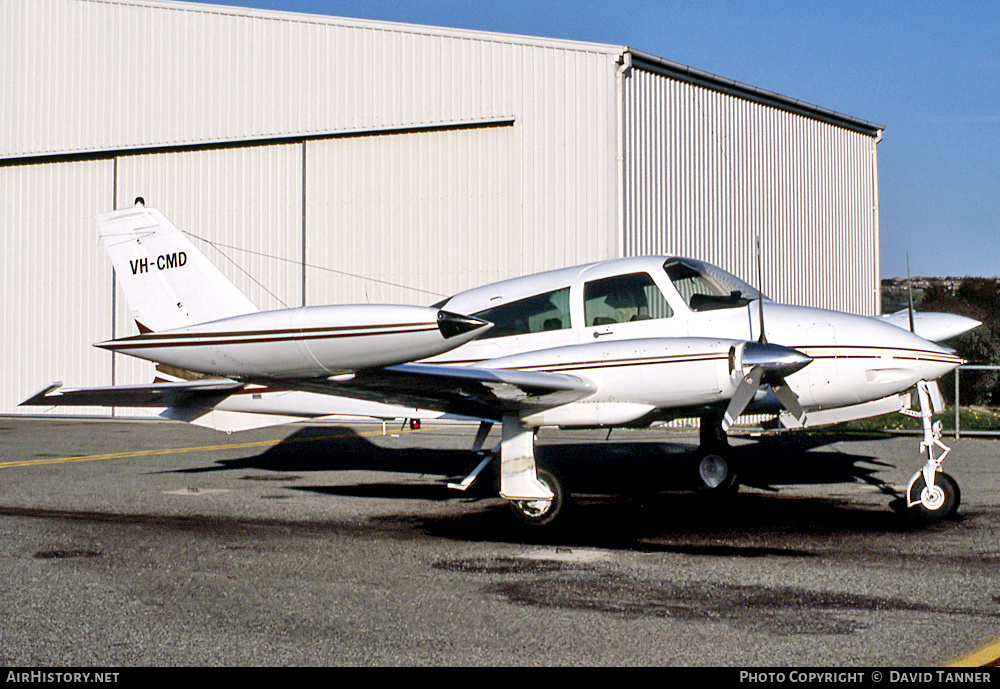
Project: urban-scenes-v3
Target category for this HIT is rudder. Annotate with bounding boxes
[98,204,258,332]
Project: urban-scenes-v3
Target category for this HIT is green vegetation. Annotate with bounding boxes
[883,276,1000,407]
[833,406,1000,433]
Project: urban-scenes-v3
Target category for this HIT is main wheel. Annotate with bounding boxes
[508,468,567,528]
[906,471,960,522]
[694,451,740,494]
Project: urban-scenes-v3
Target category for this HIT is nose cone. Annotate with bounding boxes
[909,331,966,379]
[740,341,813,377]
[437,310,493,340]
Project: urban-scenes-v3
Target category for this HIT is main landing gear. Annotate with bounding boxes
[900,381,961,523]
[693,410,741,494]
[447,417,569,528]
[448,411,743,528]
[448,383,962,527]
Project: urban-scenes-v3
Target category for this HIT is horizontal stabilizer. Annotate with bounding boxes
[21,379,244,408]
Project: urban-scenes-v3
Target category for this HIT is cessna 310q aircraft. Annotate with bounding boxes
[23,203,980,526]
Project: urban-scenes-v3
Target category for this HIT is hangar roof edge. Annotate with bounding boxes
[83,0,626,55]
[115,0,883,137]
[626,49,884,138]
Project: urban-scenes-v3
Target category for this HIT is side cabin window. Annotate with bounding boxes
[472,287,571,339]
[663,258,758,312]
[583,272,673,326]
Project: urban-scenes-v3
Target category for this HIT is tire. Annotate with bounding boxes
[906,471,961,522]
[508,468,568,528]
[695,451,740,494]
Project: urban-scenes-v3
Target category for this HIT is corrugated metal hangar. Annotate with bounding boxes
[1,0,884,415]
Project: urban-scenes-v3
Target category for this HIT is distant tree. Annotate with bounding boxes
[919,278,1000,406]
[956,278,1000,317]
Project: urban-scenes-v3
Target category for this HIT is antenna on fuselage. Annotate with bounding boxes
[906,253,916,333]
[756,236,767,344]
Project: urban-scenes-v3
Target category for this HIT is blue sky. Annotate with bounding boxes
[193,0,998,279]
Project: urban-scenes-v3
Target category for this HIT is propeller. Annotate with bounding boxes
[722,341,812,431]
[720,237,813,432]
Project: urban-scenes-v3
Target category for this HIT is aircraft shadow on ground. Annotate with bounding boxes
[167,425,901,503]
[160,426,942,543]
[170,425,476,476]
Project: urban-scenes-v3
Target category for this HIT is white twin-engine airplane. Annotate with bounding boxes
[23,204,980,526]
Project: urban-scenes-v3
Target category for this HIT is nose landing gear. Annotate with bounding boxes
[901,381,961,522]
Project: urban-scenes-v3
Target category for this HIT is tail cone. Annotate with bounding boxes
[437,311,492,339]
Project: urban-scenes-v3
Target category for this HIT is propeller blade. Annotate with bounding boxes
[722,342,813,432]
[773,384,806,426]
[722,365,764,432]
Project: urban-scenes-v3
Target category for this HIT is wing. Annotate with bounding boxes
[264,363,598,421]
[21,379,245,408]
[22,365,596,423]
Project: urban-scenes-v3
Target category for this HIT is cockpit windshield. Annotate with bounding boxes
[663,258,763,312]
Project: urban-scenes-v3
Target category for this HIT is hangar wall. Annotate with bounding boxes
[0,161,115,415]
[1,0,882,415]
[622,64,881,314]
[304,124,519,306]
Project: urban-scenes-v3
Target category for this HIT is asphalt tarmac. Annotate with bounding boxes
[1,416,999,667]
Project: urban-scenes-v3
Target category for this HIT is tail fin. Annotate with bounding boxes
[98,204,258,332]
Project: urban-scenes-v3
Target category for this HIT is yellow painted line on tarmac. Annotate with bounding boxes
[0,426,420,470]
[945,637,1000,667]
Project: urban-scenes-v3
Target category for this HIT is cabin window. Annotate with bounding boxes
[663,258,760,311]
[583,272,673,326]
[472,287,571,339]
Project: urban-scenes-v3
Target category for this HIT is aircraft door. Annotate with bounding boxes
[582,272,676,342]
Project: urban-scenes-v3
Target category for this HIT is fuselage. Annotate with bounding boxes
[425,256,965,419]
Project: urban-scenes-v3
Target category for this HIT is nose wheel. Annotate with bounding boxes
[901,381,962,523]
[905,470,960,522]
